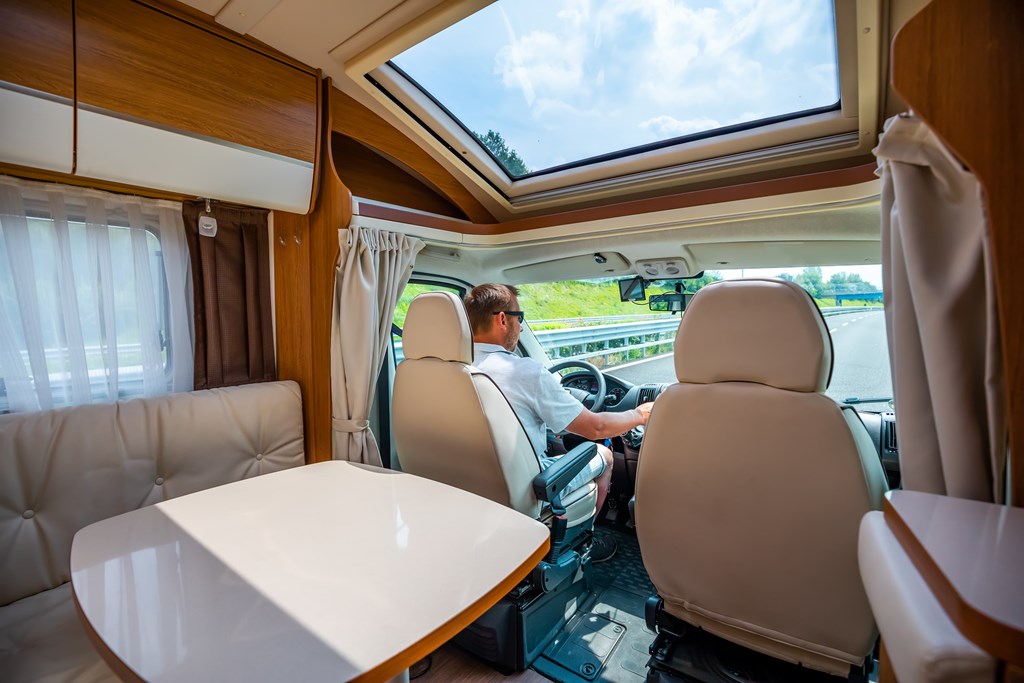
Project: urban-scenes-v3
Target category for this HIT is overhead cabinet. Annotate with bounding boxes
[0,0,75,174]
[0,0,320,213]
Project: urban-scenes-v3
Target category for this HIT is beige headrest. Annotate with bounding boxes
[402,291,473,364]
[674,278,832,392]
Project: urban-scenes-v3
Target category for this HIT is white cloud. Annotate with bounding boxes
[495,29,587,107]
[408,0,840,171]
[640,115,721,139]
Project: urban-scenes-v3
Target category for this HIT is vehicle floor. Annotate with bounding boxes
[417,522,874,683]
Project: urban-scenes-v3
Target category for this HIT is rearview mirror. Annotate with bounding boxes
[618,276,647,302]
[649,292,689,313]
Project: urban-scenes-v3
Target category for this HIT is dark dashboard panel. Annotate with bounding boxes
[562,374,627,407]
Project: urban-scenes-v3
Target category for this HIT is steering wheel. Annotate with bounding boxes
[549,360,607,412]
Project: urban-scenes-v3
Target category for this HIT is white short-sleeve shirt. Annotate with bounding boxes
[473,343,585,460]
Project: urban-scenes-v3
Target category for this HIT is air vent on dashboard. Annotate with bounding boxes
[883,415,898,452]
[638,386,658,405]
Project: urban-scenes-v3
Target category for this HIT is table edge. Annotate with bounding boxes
[351,534,551,682]
[72,581,146,683]
[73,532,551,682]
[883,493,1024,667]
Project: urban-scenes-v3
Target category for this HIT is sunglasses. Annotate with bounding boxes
[493,310,525,323]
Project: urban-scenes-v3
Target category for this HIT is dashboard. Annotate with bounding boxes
[559,370,900,489]
[562,374,628,407]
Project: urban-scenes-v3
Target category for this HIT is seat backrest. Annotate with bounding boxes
[636,278,888,676]
[0,380,305,607]
[392,291,542,518]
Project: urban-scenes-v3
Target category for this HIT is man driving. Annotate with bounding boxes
[464,283,652,562]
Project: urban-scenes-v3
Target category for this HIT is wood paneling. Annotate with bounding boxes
[0,0,74,99]
[358,163,879,235]
[134,0,318,75]
[892,0,1024,504]
[333,133,468,220]
[76,0,318,163]
[884,492,1024,667]
[274,78,352,462]
[877,640,897,683]
[330,88,495,223]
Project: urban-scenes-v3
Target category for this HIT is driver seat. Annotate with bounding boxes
[392,291,599,669]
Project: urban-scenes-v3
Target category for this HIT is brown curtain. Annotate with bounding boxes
[184,201,275,390]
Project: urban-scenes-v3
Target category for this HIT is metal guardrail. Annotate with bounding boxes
[393,306,882,365]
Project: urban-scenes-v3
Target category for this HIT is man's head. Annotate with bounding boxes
[464,283,522,351]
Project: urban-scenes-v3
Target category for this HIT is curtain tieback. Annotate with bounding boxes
[333,418,369,432]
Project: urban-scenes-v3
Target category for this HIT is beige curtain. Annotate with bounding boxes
[875,114,1005,503]
[331,225,424,465]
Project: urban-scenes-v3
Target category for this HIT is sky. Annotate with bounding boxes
[392,0,839,175]
[718,264,883,289]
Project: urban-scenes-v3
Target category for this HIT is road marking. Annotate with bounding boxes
[829,328,837,333]
[842,323,849,327]
[609,351,674,370]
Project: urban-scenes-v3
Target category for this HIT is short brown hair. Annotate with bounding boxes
[464,283,520,335]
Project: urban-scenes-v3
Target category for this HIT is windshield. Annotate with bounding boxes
[518,266,892,407]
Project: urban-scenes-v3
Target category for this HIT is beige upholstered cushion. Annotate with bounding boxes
[859,512,996,683]
[0,583,116,683]
[0,381,305,607]
[637,278,886,676]
[675,278,832,392]
[402,291,473,364]
[393,292,597,526]
[394,358,543,517]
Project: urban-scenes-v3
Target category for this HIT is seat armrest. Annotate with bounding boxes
[532,441,598,515]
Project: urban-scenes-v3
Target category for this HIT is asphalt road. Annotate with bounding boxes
[605,310,892,406]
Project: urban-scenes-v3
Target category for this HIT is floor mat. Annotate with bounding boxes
[533,586,655,683]
[589,527,655,599]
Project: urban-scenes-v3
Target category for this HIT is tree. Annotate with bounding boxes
[679,271,723,294]
[474,130,530,176]
[796,266,824,298]
[776,272,796,282]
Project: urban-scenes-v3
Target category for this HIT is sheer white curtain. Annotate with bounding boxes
[875,115,1006,503]
[0,175,192,413]
[331,224,423,465]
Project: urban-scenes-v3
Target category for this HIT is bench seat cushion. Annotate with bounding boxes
[0,583,116,683]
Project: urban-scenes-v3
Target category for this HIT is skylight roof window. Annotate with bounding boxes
[389,0,840,180]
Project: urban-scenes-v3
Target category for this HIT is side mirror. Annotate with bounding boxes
[649,292,690,313]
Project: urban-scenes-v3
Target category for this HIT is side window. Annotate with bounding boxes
[0,179,191,413]
[391,282,464,365]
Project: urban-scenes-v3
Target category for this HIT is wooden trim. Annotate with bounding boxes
[0,162,188,201]
[883,495,1024,667]
[132,0,317,75]
[878,639,897,683]
[72,585,146,683]
[308,71,324,215]
[330,88,496,224]
[352,536,550,683]
[272,211,316,459]
[358,162,879,235]
[77,0,318,163]
[273,77,352,462]
[0,0,75,99]
[333,133,469,219]
[892,0,1024,505]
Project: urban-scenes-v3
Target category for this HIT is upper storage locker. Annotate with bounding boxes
[0,0,75,174]
[74,0,319,213]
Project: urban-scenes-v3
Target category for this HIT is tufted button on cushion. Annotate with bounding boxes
[256,453,263,461]
[22,510,34,520]
[155,477,164,486]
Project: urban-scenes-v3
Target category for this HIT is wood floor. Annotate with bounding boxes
[414,644,550,682]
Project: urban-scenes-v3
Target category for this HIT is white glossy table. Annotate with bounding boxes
[70,461,549,682]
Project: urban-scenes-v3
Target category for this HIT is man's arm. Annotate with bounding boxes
[566,402,653,440]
